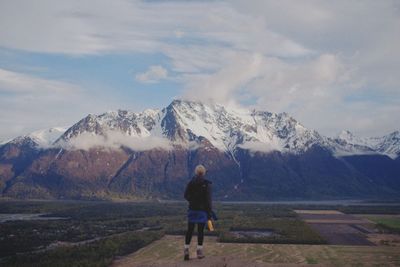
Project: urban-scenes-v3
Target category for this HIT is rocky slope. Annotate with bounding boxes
[0,100,399,200]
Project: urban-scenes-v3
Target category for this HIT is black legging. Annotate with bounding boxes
[185,222,205,245]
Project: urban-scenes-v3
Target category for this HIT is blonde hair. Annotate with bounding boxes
[194,165,206,176]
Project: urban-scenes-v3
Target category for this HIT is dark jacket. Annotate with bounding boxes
[184,175,212,216]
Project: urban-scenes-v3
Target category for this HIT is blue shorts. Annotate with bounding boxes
[187,209,208,223]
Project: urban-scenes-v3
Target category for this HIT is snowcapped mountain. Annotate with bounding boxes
[161,100,327,154]
[2,100,399,159]
[54,100,328,155]
[9,127,67,148]
[58,109,159,141]
[373,131,400,157]
[28,127,67,148]
[329,130,377,157]
[337,130,372,147]
[334,130,400,159]
[1,99,400,200]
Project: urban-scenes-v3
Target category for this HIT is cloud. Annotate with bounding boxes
[0,68,122,140]
[238,140,281,154]
[174,29,185,39]
[180,51,350,110]
[0,0,399,138]
[0,68,79,93]
[0,0,311,57]
[182,53,263,104]
[61,131,172,151]
[135,65,168,83]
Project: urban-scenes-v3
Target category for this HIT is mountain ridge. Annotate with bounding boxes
[1,99,399,200]
[4,100,399,160]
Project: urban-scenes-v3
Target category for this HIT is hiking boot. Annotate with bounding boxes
[184,248,189,261]
[197,248,205,259]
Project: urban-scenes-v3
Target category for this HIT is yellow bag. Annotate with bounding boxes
[207,219,214,231]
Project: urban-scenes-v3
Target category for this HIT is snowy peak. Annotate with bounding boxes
[5,100,399,159]
[28,127,67,148]
[337,130,373,147]
[338,130,359,143]
[54,99,324,153]
[334,130,400,159]
[8,127,67,149]
[58,109,160,142]
[159,99,325,153]
[160,100,241,150]
[374,131,400,157]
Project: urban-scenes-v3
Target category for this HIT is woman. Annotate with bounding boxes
[183,164,212,261]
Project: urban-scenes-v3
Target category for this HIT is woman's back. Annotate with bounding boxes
[183,165,213,261]
[184,176,212,213]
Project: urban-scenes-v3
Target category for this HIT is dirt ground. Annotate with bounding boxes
[308,223,374,246]
[294,210,376,246]
[111,235,400,267]
[294,210,344,215]
[368,234,400,247]
[296,213,370,224]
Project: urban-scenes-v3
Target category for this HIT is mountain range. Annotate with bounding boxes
[0,100,399,200]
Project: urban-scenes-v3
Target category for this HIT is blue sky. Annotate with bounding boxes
[0,0,399,140]
[0,47,179,109]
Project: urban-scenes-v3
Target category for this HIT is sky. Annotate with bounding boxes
[0,0,399,141]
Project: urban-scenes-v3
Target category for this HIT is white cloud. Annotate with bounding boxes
[174,29,185,39]
[0,0,399,137]
[0,68,123,140]
[249,53,350,109]
[135,65,168,83]
[182,53,263,104]
[179,51,351,114]
[238,140,281,154]
[62,131,172,151]
[0,68,79,93]
[0,0,311,57]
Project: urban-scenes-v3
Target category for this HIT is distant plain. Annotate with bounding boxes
[0,200,399,266]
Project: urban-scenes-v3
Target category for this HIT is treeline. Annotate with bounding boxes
[0,201,185,259]
[3,230,163,267]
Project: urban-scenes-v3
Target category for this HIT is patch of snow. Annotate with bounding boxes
[334,130,400,159]
[28,127,67,148]
[30,99,397,158]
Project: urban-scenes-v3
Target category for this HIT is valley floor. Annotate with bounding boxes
[111,235,400,267]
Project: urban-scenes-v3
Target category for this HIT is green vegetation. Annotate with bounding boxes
[6,230,163,267]
[0,201,185,258]
[339,205,400,215]
[217,217,325,244]
[213,204,325,244]
[264,204,400,215]
[366,216,400,234]
[0,200,399,266]
[305,256,319,264]
[0,200,185,266]
[375,218,400,229]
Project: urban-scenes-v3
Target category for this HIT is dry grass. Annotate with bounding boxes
[294,210,344,215]
[295,211,371,224]
[111,235,400,267]
[302,219,369,224]
[368,234,400,247]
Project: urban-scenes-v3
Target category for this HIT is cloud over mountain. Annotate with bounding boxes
[0,0,399,139]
